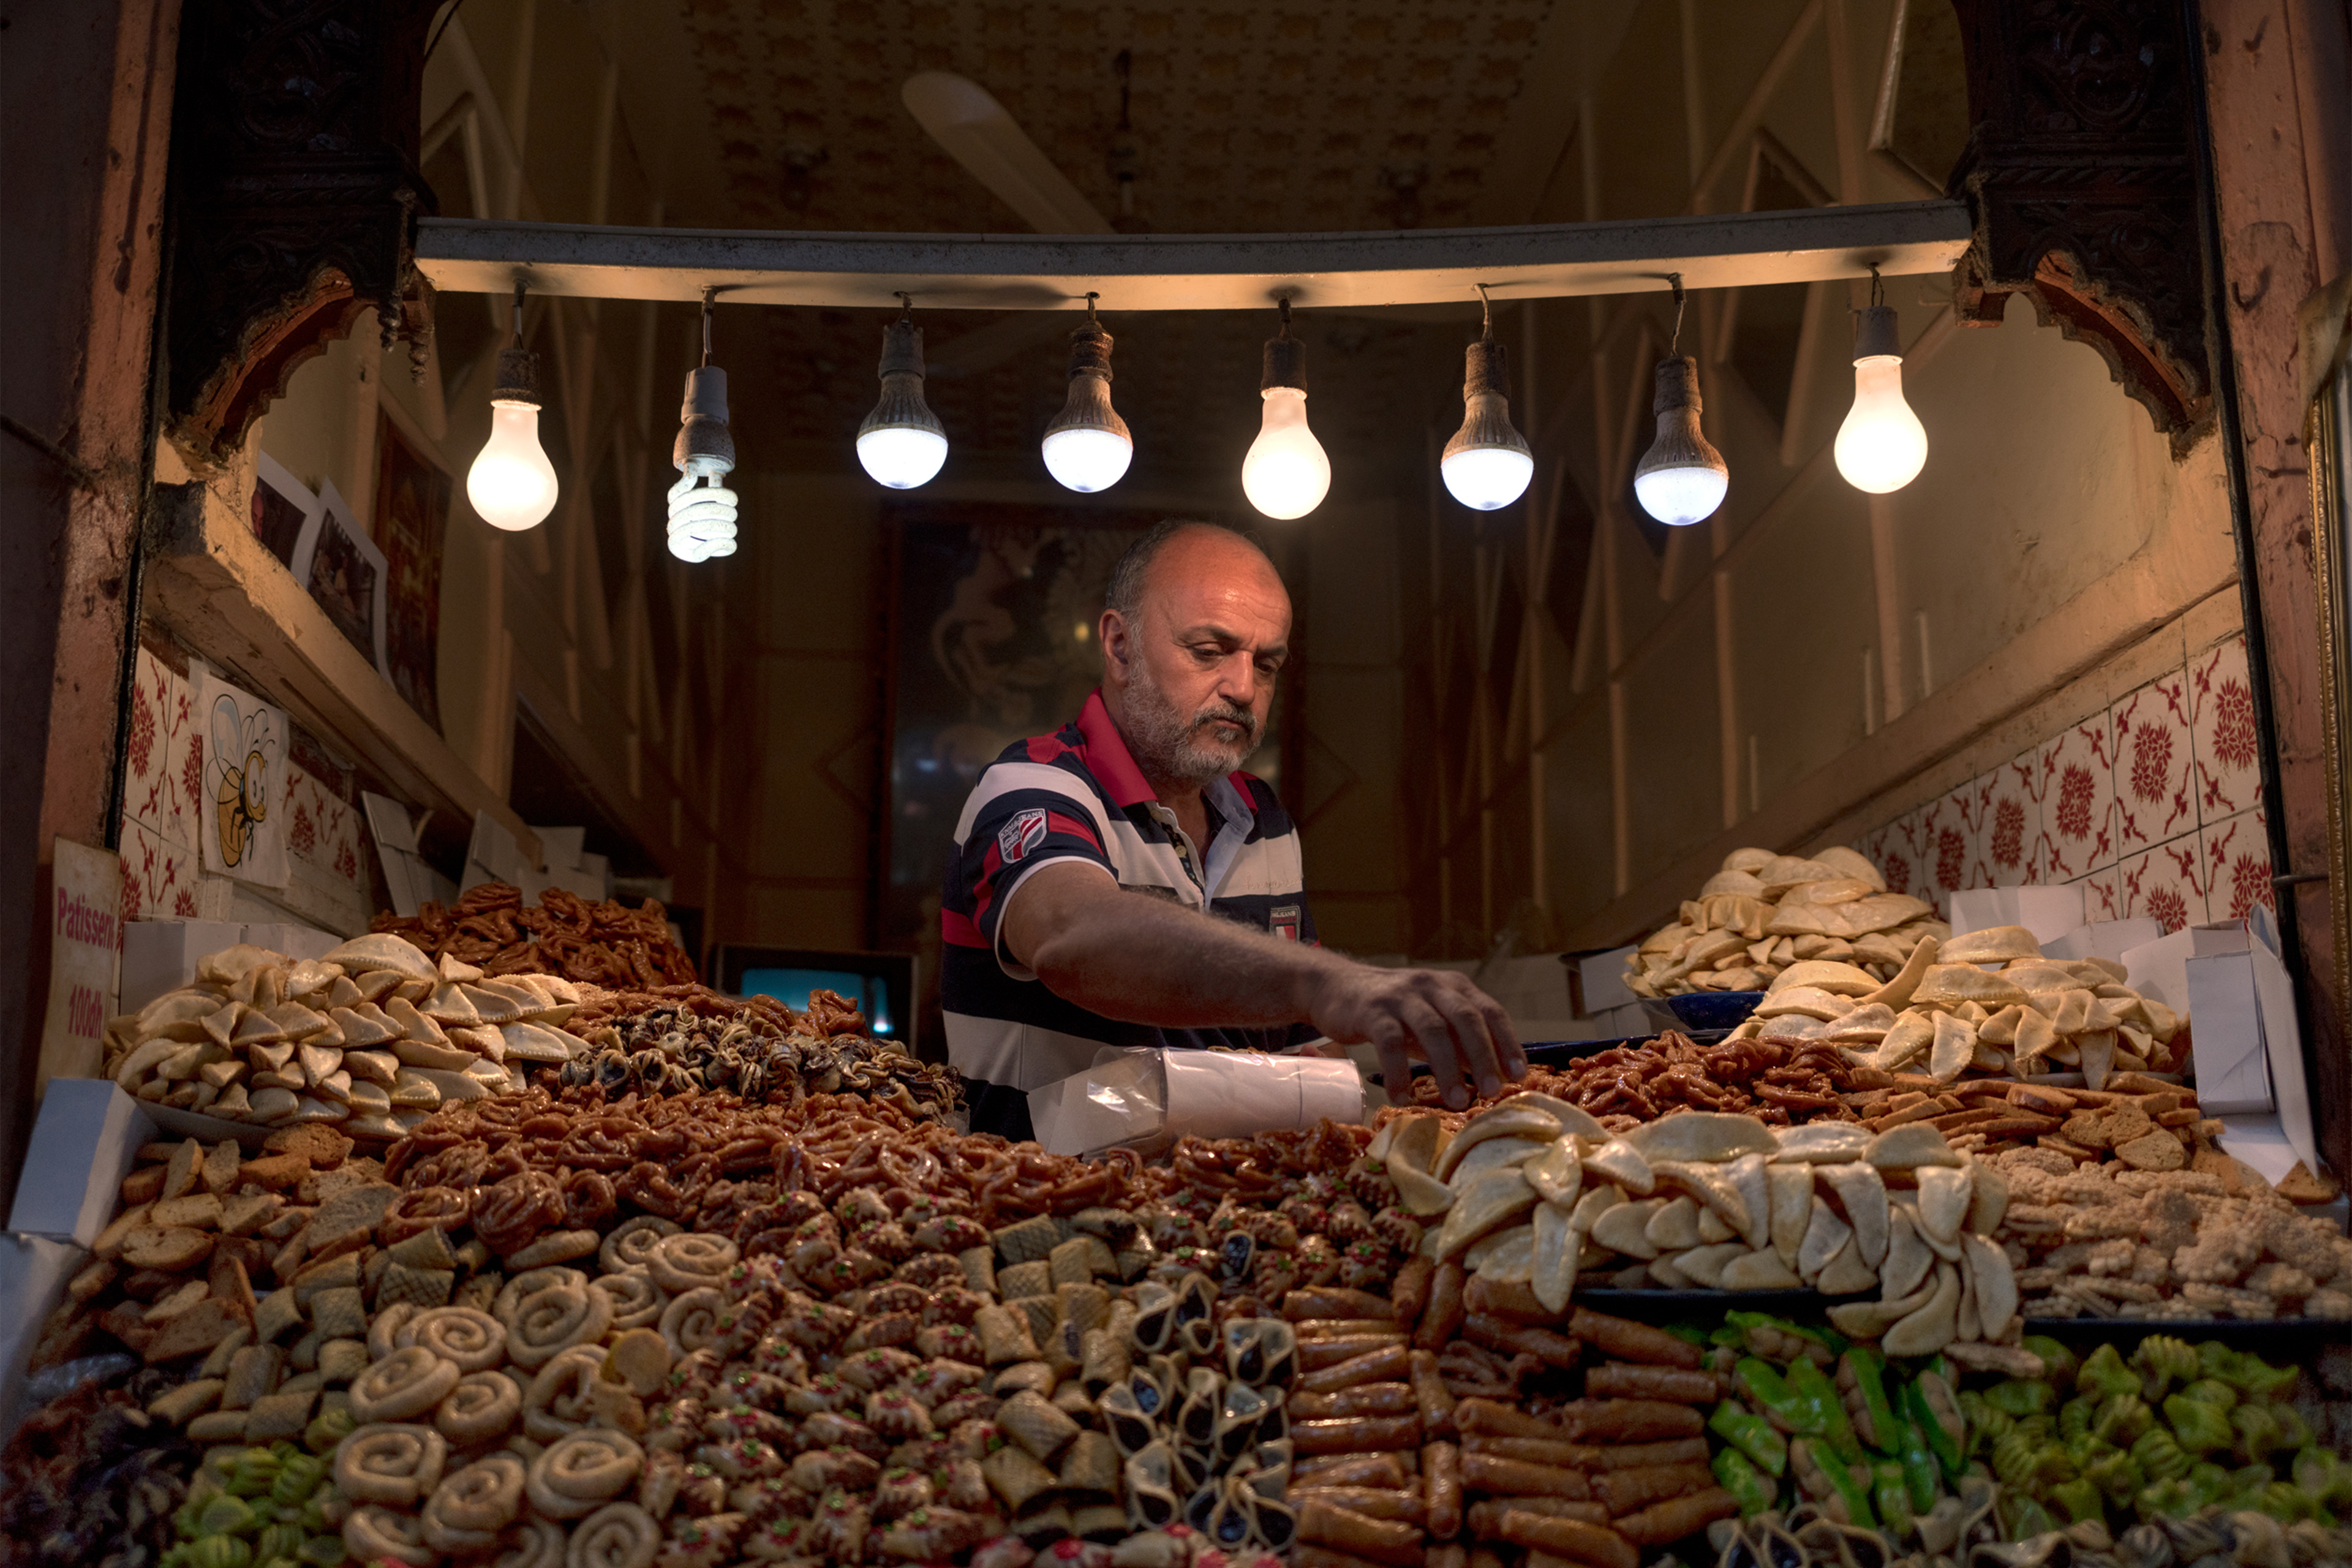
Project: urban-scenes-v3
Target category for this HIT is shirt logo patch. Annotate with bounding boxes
[997,808,1050,864]
[1270,904,1302,941]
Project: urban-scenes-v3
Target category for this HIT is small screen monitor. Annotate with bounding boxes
[713,947,918,1053]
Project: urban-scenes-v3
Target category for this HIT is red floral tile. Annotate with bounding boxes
[286,763,368,892]
[1911,789,1977,918]
[118,817,201,924]
[2190,635,2262,824]
[1981,752,2044,888]
[1871,810,1933,903]
[2115,833,2209,935]
[2110,668,2196,855]
[2035,712,2117,880]
[2198,806,2275,924]
[2077,864,2124,923]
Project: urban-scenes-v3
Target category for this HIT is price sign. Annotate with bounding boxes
[40,837,122,1088]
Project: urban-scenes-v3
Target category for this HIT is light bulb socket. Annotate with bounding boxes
[1442,341,1530,464]
[1635,355,1728,483]
[1852,303,1902,361]
[876,316,927,379]
[1061,317,1115,384]
[491,345,541,406]
[674,365,735,472]
[861,318,946,442]
[1261,333,1307,393]
[1045,322,1130,442]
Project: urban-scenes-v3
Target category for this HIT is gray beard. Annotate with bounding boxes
[1124,660,1261,787]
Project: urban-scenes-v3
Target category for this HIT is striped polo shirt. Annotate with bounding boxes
[941,688,1317,1137]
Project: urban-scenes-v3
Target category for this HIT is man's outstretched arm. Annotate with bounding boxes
[1000,860,1527,1109]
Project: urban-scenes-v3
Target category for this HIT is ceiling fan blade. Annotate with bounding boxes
[902,71,1114,235]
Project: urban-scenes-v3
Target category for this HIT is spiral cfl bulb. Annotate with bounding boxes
[1834,303,1928,493]
[668,363,738,562]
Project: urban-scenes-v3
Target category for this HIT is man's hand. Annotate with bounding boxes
[1300,965,1526,1111]
[1006,861,1528,1111]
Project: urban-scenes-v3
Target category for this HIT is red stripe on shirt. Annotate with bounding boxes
[941,908,989,948]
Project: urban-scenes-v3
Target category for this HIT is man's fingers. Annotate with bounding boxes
[1428,985,1506,1100]
[1371,1028,1415,1106]
[1400,999,1466,1109]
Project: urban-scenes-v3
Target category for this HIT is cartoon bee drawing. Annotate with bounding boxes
[206,693,276,868]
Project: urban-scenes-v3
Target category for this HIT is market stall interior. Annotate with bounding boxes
[8,2,2352,1568]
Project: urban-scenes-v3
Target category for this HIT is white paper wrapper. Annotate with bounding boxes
[1028,1048,1365,1157]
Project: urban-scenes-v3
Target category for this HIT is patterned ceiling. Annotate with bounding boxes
[644,0,1555,479]
[671,0,1554,235]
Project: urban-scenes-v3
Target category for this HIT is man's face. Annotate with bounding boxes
[1102,530,1292,788]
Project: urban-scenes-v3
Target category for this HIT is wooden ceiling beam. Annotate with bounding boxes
[413,201,1972,314]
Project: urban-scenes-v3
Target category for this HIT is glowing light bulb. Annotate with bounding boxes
[468,399,560,531]
[856,304,949,489]
[1440,307,1533,510]
[467,303,559,532]
[1242,301,1329,519]
[1041,299,1133,492]
[1243,388,1330,519]
[1834,303,1928,493]
[1632,355,1728,527]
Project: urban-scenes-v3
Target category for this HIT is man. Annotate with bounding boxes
[941,519,1526,1140]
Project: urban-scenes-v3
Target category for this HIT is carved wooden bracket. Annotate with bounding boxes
[164,0,441,470]
[1947,0,2214,451]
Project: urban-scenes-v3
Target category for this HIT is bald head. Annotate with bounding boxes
[1098,521,1292,790]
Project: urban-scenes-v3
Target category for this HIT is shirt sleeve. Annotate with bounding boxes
[949,775,1117,977]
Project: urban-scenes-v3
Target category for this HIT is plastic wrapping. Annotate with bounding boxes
[1027,1047,1366,1156]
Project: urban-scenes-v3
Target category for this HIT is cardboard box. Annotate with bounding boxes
[0,1234,94,1444]
[119,918,242,1014]
[2045,918,2163,969]
[2186,937,2270,1115]
[1028,1048,1363,1156]
[239,921,339,963]
[5,1079,155,1246]
[1949,885,2085,946]
[1569,946,1640,1016]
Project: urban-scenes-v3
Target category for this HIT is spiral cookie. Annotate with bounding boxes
[507,1276,614,1370]
[659,1287,724,1360]
[344,1502,434,1568]
[564,1501,660,1568]
[349,1346,462,1423]
[496,1518,567,1568]
[368,1302,417,1362]
[587,1268,667,1332]
[473,1168,565,1256]
[598,1216,680,1275]
[647,1232,739,1294]
[523,1346,608,1442]
[333,1422,450,1506]
[423,1452,527,1552]
[436,1368,522,1444]
[401,1306,508,1371]
[494,1266,588,1327]
[382,1184,472,1243]
[525,1428,645,1520]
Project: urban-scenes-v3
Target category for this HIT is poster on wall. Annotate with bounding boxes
[39,837,121,1090]
[373,415,449,730]
[190,662,290,887]
[293,479,389,677]
[881,503,1162,954]
[251,451,321,570]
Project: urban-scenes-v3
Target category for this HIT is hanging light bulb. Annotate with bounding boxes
[856,293,949,489]
[1242,298,1330,520]
[1041,292,1133,492]
[667,287,739,564]
[1440,284,1534,510]
[466,278,560,532]
[1632,273,1730,527]
[1834,268,1928,493]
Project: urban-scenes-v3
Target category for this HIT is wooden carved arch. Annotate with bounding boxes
[1945,0,2215,451]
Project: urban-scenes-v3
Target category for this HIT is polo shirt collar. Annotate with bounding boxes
[1075,689,1156,808]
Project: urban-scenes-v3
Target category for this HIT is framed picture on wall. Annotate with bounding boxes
[251,450,320,570]
[372,412,450,729]
[293,479,390,679]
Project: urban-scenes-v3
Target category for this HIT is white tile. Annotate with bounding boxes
[2115,833,2208,935]
[2036,710,2119,880]
[2189,635,2261,824]
[2110,666,2197,855]
[1983,752,2043,887]
[2198,805,2275,924]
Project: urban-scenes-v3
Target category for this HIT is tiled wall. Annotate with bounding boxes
[119,646,373,933]
[1855,633,2273,935]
